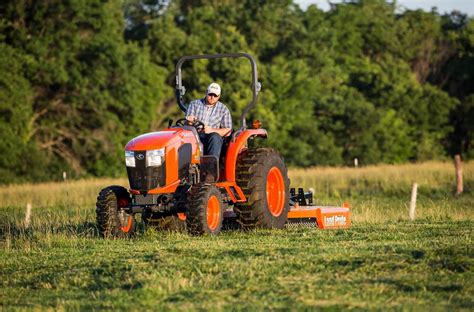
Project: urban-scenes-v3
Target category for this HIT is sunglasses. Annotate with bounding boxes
[207,93,219,98]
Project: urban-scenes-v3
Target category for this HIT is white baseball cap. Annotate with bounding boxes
[207,82,221,96]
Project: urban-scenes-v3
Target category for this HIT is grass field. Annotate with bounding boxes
[1,161,473,310]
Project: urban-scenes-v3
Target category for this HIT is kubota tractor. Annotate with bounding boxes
[96,53,290,237]
[96,53,350,238]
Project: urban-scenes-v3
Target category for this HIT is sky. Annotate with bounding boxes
[296,0,474,16]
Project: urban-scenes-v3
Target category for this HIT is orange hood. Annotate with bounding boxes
[125,129,181,151]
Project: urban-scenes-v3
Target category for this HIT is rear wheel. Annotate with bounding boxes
[186,184,225,235]
[96,185,135,238]
[235,148,290,229]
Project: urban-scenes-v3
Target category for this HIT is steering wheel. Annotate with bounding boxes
[175,118,205,133]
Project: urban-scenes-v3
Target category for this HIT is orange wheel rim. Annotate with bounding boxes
[120,214,133,232]
[266,167,285,217]
[177,213,186,221]
[207,195,220,231]
[117,198,132,233]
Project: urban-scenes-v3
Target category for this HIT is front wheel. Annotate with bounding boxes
[96,185,135,238]
[186,184,225,235]
[235,148,290,229]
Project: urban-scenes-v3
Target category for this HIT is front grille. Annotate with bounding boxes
[127,150,166,191]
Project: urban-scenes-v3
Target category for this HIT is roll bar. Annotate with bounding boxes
[175,52,261,130]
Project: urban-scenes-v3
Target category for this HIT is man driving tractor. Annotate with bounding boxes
[96,53,296,237]
[185,82,232,159]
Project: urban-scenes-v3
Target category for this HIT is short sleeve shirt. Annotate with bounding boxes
[186,98,232,129]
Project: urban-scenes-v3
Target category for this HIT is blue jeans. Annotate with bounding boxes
[199,133,223,158]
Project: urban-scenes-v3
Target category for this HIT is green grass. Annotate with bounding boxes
[1,223,472,310]
[1,161,473,310]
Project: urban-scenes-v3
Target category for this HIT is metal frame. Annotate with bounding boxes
[175,52,261,130]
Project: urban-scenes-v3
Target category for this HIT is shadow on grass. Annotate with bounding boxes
[369,277,464,293]
[89,265,144,291]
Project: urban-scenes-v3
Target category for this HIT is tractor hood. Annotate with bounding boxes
[125,129,181,151]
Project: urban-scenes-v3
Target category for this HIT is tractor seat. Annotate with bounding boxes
[219,129,234,164]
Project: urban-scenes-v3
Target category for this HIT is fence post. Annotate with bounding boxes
[409,183,418,221]
[454,155,463,195]
[25,203,32,228]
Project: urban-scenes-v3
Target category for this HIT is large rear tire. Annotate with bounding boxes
[96,185,135,238]
[235,148,290,229]
[186,184,225,235]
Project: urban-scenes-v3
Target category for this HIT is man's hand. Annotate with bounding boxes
[204,125,213,134]
[186,115,197,123]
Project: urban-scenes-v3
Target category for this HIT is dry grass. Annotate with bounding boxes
[289,161,474,222]
[289,160,474,194]
[0,161,472,226]
[0,178,126,209]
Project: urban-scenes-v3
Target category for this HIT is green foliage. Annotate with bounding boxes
[0,44,34,182]
[0,43,61,183]
[1,0,165,181]
[0,0,472,182]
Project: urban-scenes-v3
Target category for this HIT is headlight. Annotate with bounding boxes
[125,151,135,167]
[146,148,165,167]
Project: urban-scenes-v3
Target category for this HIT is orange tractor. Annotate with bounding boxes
[96,53,350,237]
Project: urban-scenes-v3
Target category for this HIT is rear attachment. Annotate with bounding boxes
[287,188,350,229]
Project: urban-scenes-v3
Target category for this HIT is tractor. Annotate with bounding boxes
[96,53,350,237]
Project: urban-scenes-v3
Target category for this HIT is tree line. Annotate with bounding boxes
[0,0,472,183]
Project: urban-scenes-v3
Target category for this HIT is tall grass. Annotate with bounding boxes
[0,178,126,209]
[289,161,474,197]
[289,161,473,222]
[2,161,471,208]
[0,161,472,232]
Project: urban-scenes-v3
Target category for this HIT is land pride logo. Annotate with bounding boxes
[324,215,347,227]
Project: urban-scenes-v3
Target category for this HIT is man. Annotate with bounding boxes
[186,82,232,159]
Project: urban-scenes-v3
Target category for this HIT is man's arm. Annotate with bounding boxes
[203,105,232,136]
[185,101,197,122]
[204,127,232,136]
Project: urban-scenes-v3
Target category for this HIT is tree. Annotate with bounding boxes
[1,0,166,179]
[0,0,472,183]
